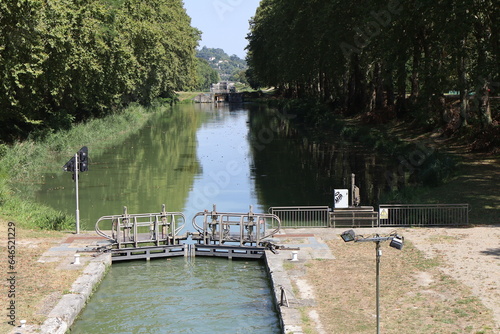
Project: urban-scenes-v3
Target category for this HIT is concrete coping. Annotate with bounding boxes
[38,253,111,334]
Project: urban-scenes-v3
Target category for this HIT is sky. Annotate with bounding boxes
[183,0,262,59]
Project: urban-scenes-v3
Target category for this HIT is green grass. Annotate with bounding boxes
[0,103,166,230]
[176,91,205,102]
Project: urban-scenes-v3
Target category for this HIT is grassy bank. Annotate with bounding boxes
[0,103,167,230]
[305,236,497,333]
[0,219,80,333]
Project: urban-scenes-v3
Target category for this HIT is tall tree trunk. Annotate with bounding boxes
[368,67,376,113]
[458,50,469,127]
[410,40,421,102]
[396,58,407,115]
[347,53,365,115]
[476,79,492,127]
[385,65,395,106]
[474,24,493,128]
[375,62,385,110]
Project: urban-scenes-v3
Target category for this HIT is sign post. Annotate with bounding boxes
[63,147,88,234]
[74,152,80,234]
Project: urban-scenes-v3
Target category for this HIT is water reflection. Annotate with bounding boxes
[248,105,392,207]
[71,257,280,334]
[33,102,402,232]
[182,104,261,221]
[34,106,204,230]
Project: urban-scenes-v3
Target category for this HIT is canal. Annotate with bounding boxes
[32,102,395,333]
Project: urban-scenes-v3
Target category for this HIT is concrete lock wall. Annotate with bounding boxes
[39,253,111,334]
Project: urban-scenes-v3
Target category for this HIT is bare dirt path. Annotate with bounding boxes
[403,226,500,330]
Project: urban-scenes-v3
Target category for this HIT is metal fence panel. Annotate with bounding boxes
[269,206,330,228]
[329,209,378,228]
[378,204,469,227]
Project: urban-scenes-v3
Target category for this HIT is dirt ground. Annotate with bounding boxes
[301,226,500,334]
[403,226,500,330]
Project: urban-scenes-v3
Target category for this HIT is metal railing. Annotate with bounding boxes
[330,207,379,228]
[378,204,469,227]
[95,205,186,249]
[269,206,330,228]
[192,205,281,246]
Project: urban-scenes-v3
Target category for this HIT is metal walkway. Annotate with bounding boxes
[269,206,378,228]
[191,205,281,259]
[95,205,281,262]
[95,205,188,262]
[270,204,469,228]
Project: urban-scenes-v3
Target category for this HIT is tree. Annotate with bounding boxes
[194,58,219,91]
[0,0,200,142]
[246,0,498,133]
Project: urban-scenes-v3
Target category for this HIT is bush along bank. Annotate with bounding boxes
[0,103,167,230]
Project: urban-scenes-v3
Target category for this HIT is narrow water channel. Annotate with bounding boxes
[71,257,278,334]
[32,102,396,333]
[65,103,279,333]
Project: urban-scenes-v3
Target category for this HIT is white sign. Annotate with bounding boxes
[334,189,349,208]
[379,208,389,220]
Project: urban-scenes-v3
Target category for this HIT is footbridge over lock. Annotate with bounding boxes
[95,204,281,262]
[190,205,281,259]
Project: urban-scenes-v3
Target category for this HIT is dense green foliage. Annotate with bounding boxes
[0,102,161,230]
[0,0,200,143]
[247,0,499,130]
[194,58,220,91]
[196,46,248,82]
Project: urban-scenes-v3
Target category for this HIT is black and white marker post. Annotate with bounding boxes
[63,146,89,234]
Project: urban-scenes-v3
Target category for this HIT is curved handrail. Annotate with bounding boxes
[191,205,281,244]
[95,205,186,244]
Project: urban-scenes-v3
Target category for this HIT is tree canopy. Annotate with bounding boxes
[197,46,248,82]
[246,0,499,129]
[0,0,200,143]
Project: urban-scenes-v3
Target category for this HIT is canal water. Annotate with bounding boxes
[32,102,395,333]
[70,257,277,334]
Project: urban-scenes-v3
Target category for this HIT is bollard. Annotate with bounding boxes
[290,251,299,261]
[73,253,80,265]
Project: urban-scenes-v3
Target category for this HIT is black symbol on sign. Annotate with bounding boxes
[335,192,343,204]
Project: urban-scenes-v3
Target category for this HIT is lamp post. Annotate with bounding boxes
[340,230,404,334]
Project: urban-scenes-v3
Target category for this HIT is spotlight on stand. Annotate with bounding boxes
[341,229,356,242]
[338,230,404,334]
[389,235,404,250]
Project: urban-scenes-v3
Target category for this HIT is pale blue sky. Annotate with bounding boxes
[183,0,261,59]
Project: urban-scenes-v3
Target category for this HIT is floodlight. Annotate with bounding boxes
[341,229,356,242]
[389,235,404,250]
[340,231,404,334]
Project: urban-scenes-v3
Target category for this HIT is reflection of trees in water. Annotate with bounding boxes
[94,105,204,215]
[31,105,206,229]
[248,107,397,208]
